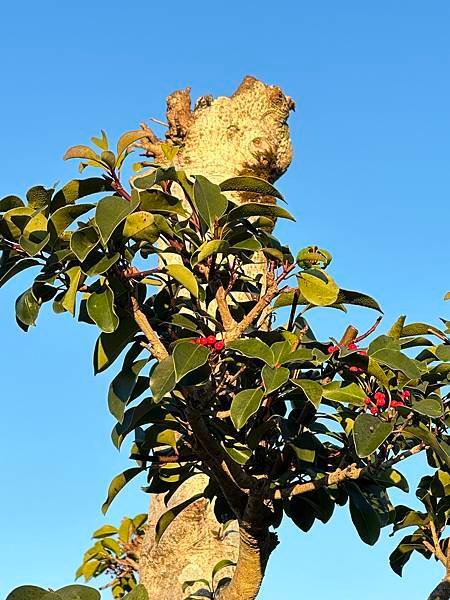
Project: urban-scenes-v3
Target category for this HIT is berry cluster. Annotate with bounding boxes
[327,342,367,356]
[364,389,411,415]
[193,335,224,351]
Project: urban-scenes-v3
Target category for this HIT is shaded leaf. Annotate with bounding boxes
[220,176,283,201]
[230,388,264,429]
[193,175,227,227]
[102,468,142,514]
[227,202,294,222]
[95,195,138,245]
[70,226,99,261]
[150,355,176,402]
[346,482,381,545]
[87,286,119,333]
[94,317,138,374]
[155,494,204,543]
[173,342,210,382]
[227,339,274,365]
[291,379,323,408]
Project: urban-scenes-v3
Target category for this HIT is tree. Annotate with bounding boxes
[2,77,450,600]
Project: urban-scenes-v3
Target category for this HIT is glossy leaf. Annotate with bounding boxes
[227,202,295,222]
[49,204,95,238]
[230,388,264,429]
[297,269,339,306]
[155,494,204,543]
[62,266,82,315]
[92,524,118,539]
[322,382,366,406]
[15,289,40,327]
[87,286,119,333]
[0,258,39,289]
[166,264,199,297]
[108,359,148,422]
[371,349,420,379]
[227,339,274,365]
[123,211,158,242]
[102,468,142,514]
[6,586,47,600]
[353,414,394,458]
[220,176,283,200]
[291,379,323,408]
[150,355,176,402]
[173,342,210,382]
[51,178,112,210]
[138,189,187,216]
[262,365,289,393]
[95,195,138,245]
[193,175,227,227]
[70,226,99,261]
[94,318,139,374]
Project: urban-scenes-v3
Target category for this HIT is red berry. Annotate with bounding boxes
[207,335,216,345]
[348,343,358,350]
[349,366,360,373]
[374,392,385,402]
[358,350,367,356]
[364,397,371,406]
[199,337,209,346]
[214,340,224,351]
[370,406,379,415]
[376,398,386,407]
[402,390,411,399]
[327,345,339,354]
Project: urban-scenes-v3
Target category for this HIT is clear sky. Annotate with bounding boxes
[1,1,449,598]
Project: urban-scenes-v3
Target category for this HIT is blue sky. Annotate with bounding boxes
[1,1,449,598]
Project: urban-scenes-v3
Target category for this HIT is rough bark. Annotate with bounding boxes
[428,578,450,600]
[138,76,294,600]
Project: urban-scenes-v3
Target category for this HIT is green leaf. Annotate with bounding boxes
[87,286,119,333]
[230,388,264,430]
[334,289,383,312]
[411,398,444,418]
[222,442,252,465]
[26,185,53,210]
[212,559,236,580]
[108,359,148,422]
[173,342,210,382]
[366,357,390,387]
[371,468,409,493]
[227,202,295,222]
[0,258,40,289]
[150,355,176,402]
[297,269,339,306]
[123,211,158,242]
[291,379,323,408]
[0,195,24,211]
[388,315,406,339]
[262,365,289,393]
[138,189,188,216]
[193,240,230,265]
[404,425,450,467]
[49,204,95,238]
[51,178,112,210]
[64,145,103,163]
[401,322,446,339]
[270,340,293,364]
[83,252,120,277]
[62,266,82,315]
[220,176,284,200]
[94,318,139,374]
[16,288,40,327]
[193,175,228,227]
[92,524,118,538]
[70,226,100,261]
[322,382,366,406]
[226,339,274,365]
[346,482,381,545]
[368,335,401,355]
[6,586,47,600]
[155,494,204,543]
[353,414,394,458]
[166,264,199,297]
[19,232,50,257]
[436,345,450,361]
[371,349,420,379]
[57,586,100,600]
[122,585,149,600]
[102,467,142,514]
[95,195,138,245]
[117,130,149,159]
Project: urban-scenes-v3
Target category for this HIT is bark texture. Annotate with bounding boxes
[138,76,294,600]
[428,577,450,600]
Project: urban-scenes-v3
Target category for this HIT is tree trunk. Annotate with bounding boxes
[138,76,294,599]
[427,577,450,600]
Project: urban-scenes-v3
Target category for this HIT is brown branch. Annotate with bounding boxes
[430,519,447,565]
[216,284,238,331]
[354,316,383,343]
[130,296,168,362]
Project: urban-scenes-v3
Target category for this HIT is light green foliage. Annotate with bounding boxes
[1,130,449,598]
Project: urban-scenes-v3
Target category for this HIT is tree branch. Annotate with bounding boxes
[130,296,168,361]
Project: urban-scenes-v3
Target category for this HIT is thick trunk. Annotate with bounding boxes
[138,76,294,599]
[217,525,277,600]
[428,577,450,600]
